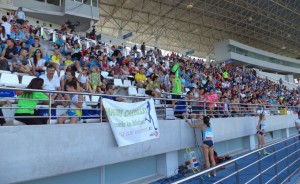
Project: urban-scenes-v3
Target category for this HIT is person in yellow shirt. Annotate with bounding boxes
[63,52,74,71]
[135,68,147,88]
[222,69,229,81]
[49,48,62,76]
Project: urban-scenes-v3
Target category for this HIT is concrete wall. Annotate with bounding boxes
[257,70,286,81]
[0,115,298,184]
[14,0,63,14]
[64,0,99,20]
[214,40,231,62]
[13,0,99,20]
[230,52,300,74]
[228,39,300,65]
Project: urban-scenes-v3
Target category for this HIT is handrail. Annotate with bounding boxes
[171,134,300,184]
[0,86,298,109]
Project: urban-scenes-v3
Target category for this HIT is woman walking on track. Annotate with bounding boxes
[256,114,270,155]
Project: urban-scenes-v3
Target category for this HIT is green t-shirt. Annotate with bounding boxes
[146,81,160,91]
[91,72,100,85]
[15,92,48,114]
[172,78,182,94]
[223,71,228,79]
[172,63,180,78]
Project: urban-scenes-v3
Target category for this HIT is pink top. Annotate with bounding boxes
[207,94,218,107]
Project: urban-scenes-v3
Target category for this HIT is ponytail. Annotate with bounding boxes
[203,116,210,127]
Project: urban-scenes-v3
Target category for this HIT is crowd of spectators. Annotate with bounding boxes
[0,11,299,124]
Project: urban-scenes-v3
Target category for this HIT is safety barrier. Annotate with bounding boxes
[0,86,298,125]
[171,134,300,184]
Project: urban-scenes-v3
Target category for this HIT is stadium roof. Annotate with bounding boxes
[97,0,300,59]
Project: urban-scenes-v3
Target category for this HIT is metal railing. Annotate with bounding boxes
[0,86,298,125]
[171,134,300,184]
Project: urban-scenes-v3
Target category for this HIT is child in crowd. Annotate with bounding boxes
[62,52,74,71]
[77,66,91,92]
[89,66,101,93]
[58,80,83,124]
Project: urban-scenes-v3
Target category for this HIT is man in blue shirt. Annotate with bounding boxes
[10,26,26,41]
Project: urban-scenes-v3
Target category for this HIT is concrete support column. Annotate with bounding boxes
[249,134,256,150]
[157,151,178,177]
[90,20,95,31]
[284,128,290,138]
[118,29,123,40]
[205,56,210,62]
[154,37,160,49]
[285,75,294,83]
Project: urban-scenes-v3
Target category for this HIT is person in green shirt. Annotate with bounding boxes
[222,69,229,81]
[145,75,161,98]
[15,78,49,125]
[170,72,183,109]
[172,59,181,78]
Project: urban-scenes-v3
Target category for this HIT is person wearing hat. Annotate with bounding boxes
[185,115,217,177]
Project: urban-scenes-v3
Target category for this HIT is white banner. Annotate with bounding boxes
[102,98,159,147]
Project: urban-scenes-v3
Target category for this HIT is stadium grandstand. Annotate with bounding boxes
[0,0,299,184]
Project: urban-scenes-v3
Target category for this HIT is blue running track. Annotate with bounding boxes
[153,137,300,184]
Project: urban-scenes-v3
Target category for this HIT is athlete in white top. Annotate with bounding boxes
[185,114,216,177]
[256,114,269,155]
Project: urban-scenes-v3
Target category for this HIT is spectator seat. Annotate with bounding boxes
[137,88,146,96]
[21,75,36,88]
[114,79,122,87]
[128,87,137,96]
[123,80,132,87]
[0,73,21,87]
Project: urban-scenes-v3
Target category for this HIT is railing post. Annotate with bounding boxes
[204,102,207,116]
[273,145,279,184]
[49,94,52,124]
[284,141,290,177]
[257,151,263,184]
[164,97,167,120]
[100,96,103,123]
[235,161,240,184]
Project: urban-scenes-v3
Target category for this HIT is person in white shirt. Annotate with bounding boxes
[39,64,61,99]
[295,111,300,140]
[108,56,117,68]
[15,7,26,25]
[1,16,11,38]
